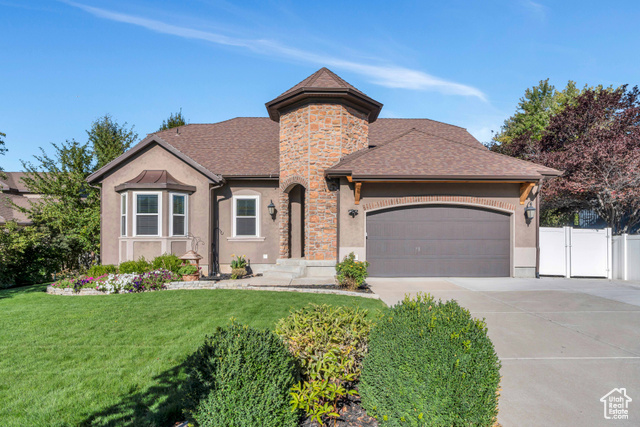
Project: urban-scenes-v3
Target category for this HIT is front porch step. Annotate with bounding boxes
[261,259,337,279]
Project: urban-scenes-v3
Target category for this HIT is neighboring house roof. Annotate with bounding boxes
[0,172,31,193]
[265,67,383,122]
[88,117,495,183]
[0,192,33,225]
[114,170,197,193]
[0,172,38,225]
[326,129,562,180]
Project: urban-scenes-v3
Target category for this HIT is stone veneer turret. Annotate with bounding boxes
[265,68,382,261]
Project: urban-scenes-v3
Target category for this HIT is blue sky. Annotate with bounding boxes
[1,0,638,171]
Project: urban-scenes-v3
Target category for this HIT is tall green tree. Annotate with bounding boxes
[488,80,582,157]
[88,114,137,170]
[158,109,187,131]
[18,141,100,270]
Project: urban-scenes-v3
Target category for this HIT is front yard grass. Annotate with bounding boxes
[0,284,386,426]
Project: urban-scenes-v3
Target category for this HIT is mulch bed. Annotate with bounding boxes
[300,392,377,427]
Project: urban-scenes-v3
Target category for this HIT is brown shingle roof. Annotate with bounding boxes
[327,129,561,180]
[278,67,368,98]
[89,116,558,183]
[266,68,383,122]
[0,193,33,225]
[151,118,280,177]
[0,172,31,193]
[370,118,485,150]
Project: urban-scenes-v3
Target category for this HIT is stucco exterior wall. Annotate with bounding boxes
[338,179,539,276]
[99,144,213,274]
[216,180,280,273]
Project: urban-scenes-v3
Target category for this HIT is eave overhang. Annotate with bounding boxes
[265,88,383,123]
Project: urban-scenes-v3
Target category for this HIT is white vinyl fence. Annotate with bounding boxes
[539,227,612,278]
[612,234,640,280]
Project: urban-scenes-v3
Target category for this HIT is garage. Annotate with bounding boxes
[366,205,511,277]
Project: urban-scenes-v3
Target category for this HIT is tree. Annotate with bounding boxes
[17,140,100,270]
[488,80,583,158]
[518,86,640,234]
[158,109,187,131]
[88,114,137,170]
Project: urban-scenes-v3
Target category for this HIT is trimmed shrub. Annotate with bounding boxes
[184,323,300,427]
[87,264,117,277]
[118,258,151,274]
[276,304,371,425]
[335,252,369,290]
[151,253,183,274]
[360,293,501,426]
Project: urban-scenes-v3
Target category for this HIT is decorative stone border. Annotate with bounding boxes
[362,195,516,213]
[47,287,107,296]
[46,283,380,300]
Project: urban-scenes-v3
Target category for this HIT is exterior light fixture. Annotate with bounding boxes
[267,200,276,217]
[525,203,536,220]
[348,209,359,218]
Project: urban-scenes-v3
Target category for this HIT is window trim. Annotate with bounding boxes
[120,193,127,237]
[232,195,260,238]
[169,192,188,237]
[133,191,162,237]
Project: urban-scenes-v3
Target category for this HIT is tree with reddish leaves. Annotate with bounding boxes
[513,85,640,233]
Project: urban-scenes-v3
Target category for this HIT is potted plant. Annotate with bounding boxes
[178,264,200,281]
[230,254,248,279]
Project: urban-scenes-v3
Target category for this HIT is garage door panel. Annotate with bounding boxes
[366,205,511,277]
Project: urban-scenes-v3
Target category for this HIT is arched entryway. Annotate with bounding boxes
[288,184,305,258]
[366,204,511,277]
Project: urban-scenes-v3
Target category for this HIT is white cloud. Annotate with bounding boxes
[63,1,487,101]
[521,0,547,20]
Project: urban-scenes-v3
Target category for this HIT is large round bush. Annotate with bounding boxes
[183,323,300,427]
[360,293,501,426]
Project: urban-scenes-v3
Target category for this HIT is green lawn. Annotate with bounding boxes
[0,285,386,427]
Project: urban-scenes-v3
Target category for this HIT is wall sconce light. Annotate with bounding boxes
[524,203,536,221]
[267,200,276,218]
[348,209,359,218]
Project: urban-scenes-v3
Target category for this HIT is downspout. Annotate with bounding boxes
[336,179,340,262]
[209,182,224,276]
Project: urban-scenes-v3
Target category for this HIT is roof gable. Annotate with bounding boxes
[327,128,562,180]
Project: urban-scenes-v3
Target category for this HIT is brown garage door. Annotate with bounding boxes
[366,205,510,277]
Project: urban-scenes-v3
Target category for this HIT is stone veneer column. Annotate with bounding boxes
[279,103,368,260]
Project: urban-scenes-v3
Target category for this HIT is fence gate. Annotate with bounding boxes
[539,227,612,278]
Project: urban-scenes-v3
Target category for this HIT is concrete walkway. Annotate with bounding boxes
[368,277,640,427]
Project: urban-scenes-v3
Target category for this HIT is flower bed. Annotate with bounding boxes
[50,269,178,294]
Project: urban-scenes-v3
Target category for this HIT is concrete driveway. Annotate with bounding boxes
[367,277,640,427]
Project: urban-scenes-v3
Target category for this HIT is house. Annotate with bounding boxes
[0,172,37,226]
[87,68,561,278]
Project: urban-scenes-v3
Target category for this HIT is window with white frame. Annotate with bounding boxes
[120,193,127,236]
[233,195,259,237]
[170,193,187,236]
[134,192,161,236]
